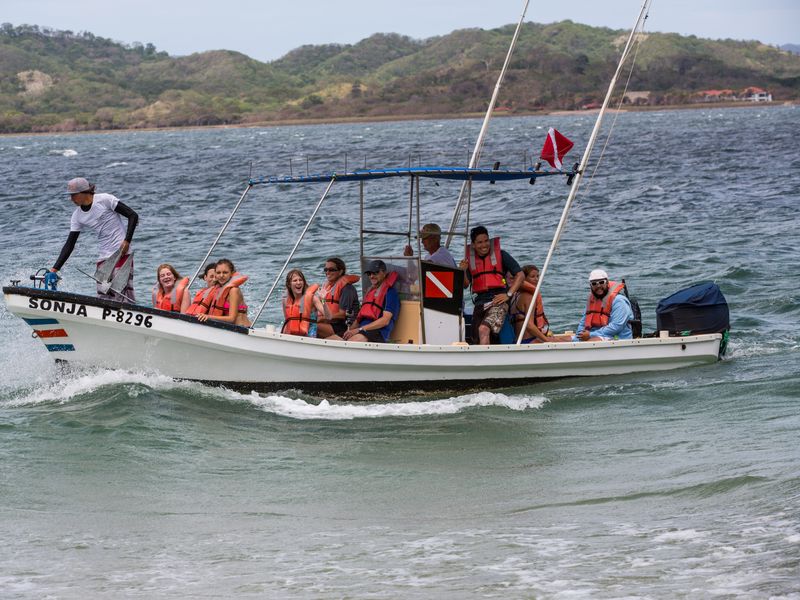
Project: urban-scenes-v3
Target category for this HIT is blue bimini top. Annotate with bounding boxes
[249,166,573,186]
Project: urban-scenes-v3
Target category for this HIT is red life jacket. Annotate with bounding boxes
[209,273,248,317]
[321,274,360,316]
[585,280,625,329]
[513,282,549,331]
[282,284,319,336]
[151,277,189,312]
[466,237,506,294]
[357,271,398,321]
[185,286,218,316]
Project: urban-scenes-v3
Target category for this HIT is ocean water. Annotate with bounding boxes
[1,106,799,598]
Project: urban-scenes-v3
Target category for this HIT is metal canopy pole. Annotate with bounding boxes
[445,0,530,248]
[251,177,336,327]
[407,175,414,250]
[188,184,252,288]
[515,0,651,344]
[359,180,365,271]
[415,176,425,344]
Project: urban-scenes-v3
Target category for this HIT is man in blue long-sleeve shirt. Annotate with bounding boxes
[574,268,633,341]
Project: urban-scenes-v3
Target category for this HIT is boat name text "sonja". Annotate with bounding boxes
[29,297,88,317]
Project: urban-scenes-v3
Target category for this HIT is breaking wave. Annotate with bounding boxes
[2,367,548,419]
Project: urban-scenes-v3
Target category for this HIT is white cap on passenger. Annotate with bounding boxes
[588,268,609,282]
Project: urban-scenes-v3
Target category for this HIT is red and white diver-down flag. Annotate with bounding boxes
[540,127,574,170]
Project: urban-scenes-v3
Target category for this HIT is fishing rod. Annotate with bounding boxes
[444,0,531,249]
[515,0,652,344]
[74,266,136,304]
[188,184,253,289]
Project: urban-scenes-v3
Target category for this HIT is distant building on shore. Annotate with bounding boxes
[696,87,773,103]
[741,87,772,102]
[622,91,651,105]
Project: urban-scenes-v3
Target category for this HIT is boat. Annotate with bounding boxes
[2,0,726,395]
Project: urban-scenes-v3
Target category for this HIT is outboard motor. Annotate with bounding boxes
[656,282,730,355]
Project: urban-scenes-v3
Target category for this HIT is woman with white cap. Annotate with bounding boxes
[49,177,139,301]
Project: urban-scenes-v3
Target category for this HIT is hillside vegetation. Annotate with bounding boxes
[1,21,799,133]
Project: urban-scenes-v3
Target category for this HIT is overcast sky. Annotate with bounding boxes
[4,0,797,62]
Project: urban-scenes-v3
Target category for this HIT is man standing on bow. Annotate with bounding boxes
[574,269,633,341]
[50,177,139,301]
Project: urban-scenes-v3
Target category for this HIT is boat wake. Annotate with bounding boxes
[2,367,549,419]
[242,390,548,420]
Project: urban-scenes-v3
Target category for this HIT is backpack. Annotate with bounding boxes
[621,279,643,339]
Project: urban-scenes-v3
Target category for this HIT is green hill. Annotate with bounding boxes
[1,21,798,133]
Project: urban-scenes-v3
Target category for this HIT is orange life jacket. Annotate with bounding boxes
[357,271,398,321]
[513,281,549,331]
[585,280,625,329]
[282,284,319,336]
[466,237,506,294]
[151,277,189,312]
[209,273,249,317]
[321,274,360,316]
[185,286,218,316]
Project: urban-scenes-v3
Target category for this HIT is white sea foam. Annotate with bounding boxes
[243,390,548,420]
[4,369,201,407]
[104,161,128,168]
[2,365,548,420]
[653,529,707,543]
[48,148,77,157]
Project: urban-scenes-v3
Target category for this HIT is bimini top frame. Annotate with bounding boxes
[189,165,575,329]
[248,166,573,186]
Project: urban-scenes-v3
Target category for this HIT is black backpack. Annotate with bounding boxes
[621,279,642,339]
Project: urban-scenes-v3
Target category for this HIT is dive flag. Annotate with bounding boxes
[540,127,574,170]
[425,271,454,299]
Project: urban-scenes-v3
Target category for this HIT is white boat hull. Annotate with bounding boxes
[4,288,722,393]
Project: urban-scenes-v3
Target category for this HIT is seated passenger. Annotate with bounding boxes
[281,269,330,337]
[196,258,251,327]
[341,260,399,343]
[574,268,633,341]
[152,263,189,313]
[402,223,457,267]
[458,225,524,345]
[511,264,571,343]
[184,262,218,315]
[316,257,360,338]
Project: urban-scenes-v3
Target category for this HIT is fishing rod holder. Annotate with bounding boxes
[566,162,581,185]
[29,268,60,291]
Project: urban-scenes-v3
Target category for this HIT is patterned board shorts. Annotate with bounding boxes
[482,303,509,335]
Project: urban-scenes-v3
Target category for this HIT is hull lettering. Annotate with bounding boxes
[28,296,89,318]
[101,307,152,328]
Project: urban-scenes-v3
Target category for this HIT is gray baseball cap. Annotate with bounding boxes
[66,177,94,195]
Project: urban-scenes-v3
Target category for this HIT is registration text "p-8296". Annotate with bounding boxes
[101,307,153,328]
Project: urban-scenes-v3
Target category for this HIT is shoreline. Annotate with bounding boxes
[1,101,792,138]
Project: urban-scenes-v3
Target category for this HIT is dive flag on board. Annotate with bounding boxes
[540,127,574,170]
[425,271,455,299]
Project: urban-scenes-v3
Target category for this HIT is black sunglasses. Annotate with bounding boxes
[590,279,608,287]
[323,267,340,273]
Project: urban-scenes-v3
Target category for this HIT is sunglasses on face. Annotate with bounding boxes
[323,267,340,273]
[590,279,608,287]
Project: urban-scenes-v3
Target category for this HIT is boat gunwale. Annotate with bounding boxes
[2,285,248,335]
[5,285,722,354]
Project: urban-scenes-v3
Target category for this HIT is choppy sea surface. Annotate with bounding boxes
[1,106,799,598]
